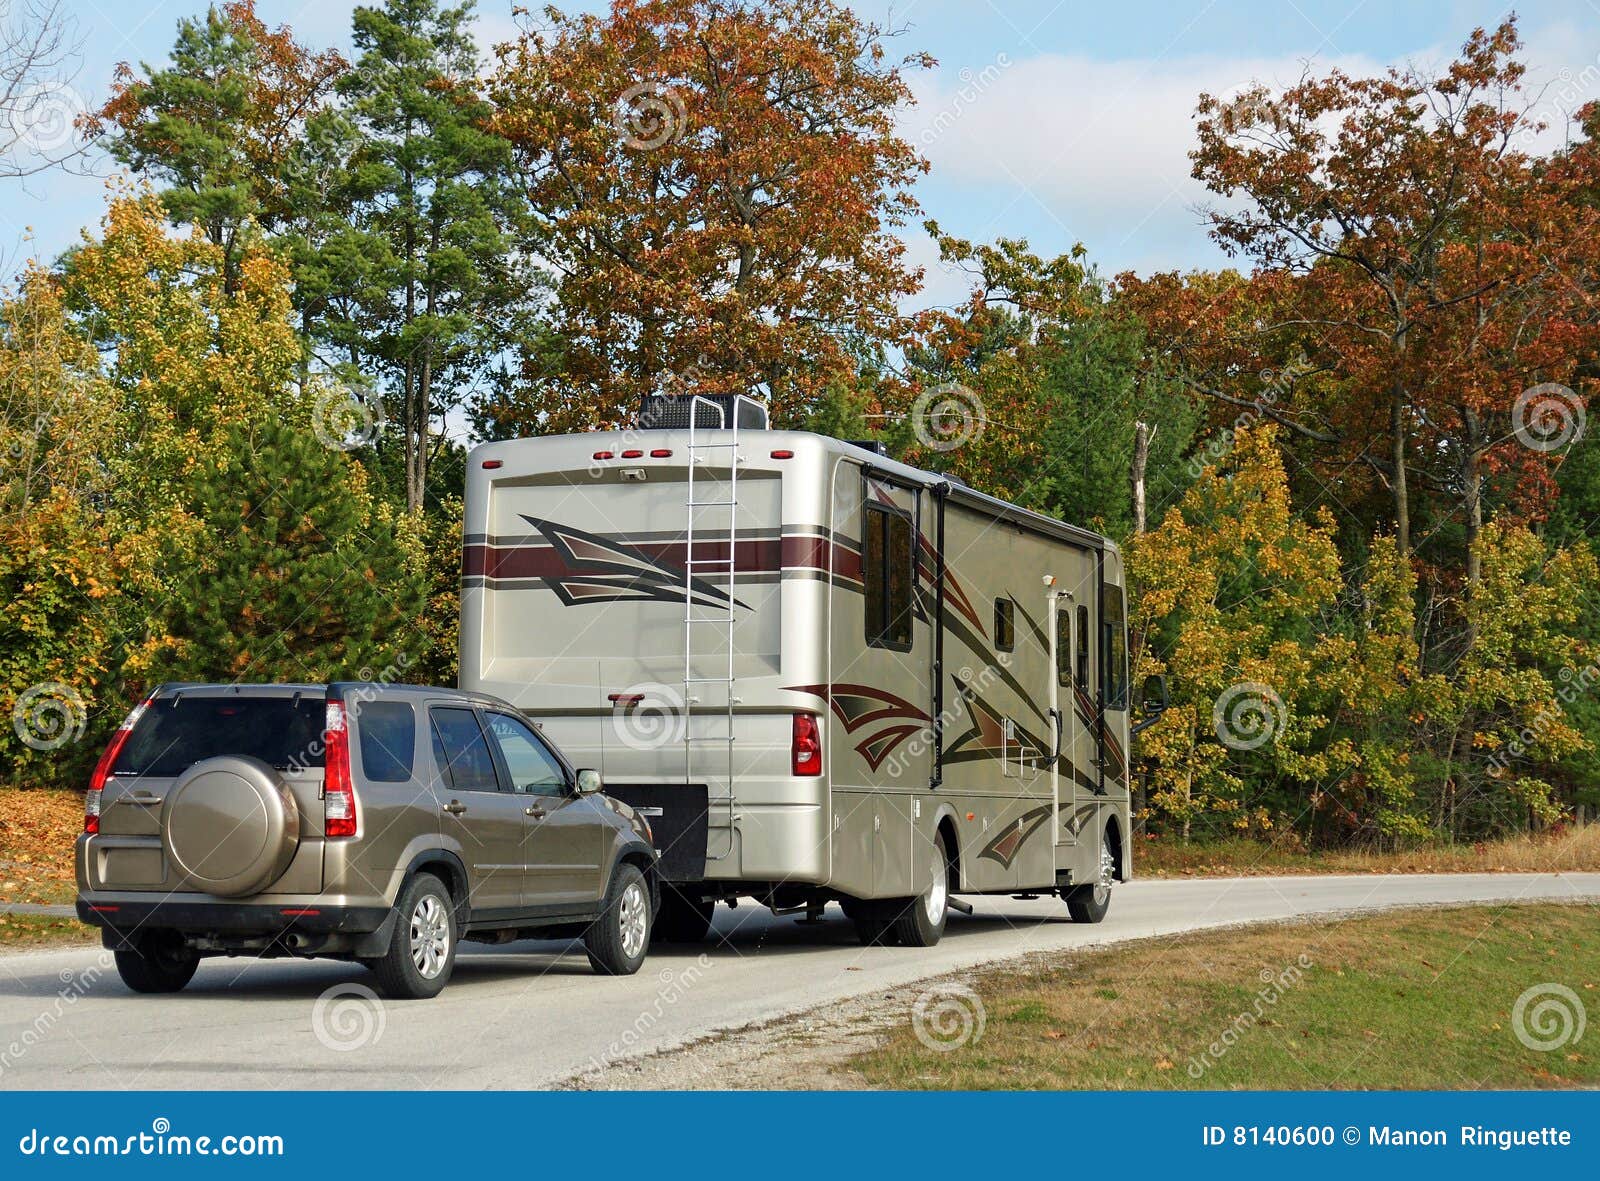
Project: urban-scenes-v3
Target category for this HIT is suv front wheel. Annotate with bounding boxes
[585,863,651,976]
[372,873,457,999]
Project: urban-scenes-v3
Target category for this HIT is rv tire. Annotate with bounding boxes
[654,886,715,944]
[884,831,953,947]
[1065,830,1115,923]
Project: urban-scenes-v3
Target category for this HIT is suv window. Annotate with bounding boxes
[484,712,567,797]
[113,695,325,777]
[429,707,500,792]
[354,699,415,782]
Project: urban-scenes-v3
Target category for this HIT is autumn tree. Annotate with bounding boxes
[1166,17,1598,573]
[87,1,346,293]
[479,0,930,434]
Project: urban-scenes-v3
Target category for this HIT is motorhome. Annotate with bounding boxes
[460,395,1164,947]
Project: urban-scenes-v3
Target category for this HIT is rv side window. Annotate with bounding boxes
[863,502,913,651]
[1056,609,1072,687]
[994,598,1015,652]
[1101,584,1129,711]
[1076,605,1091,692]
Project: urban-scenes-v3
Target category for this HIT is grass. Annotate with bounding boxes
[0,913,96,948]
[1136,824,1600,878]
[0,787,81,907]
[846,904,1599,1090]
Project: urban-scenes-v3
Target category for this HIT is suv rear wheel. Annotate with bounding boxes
[372,872,457,999]
[585,863,650,975]
[114,931,200,994]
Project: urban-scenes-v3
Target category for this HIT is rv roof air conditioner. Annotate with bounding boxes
[638,392,769,432]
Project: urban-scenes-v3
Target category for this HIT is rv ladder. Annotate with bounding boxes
[683,394,757,862]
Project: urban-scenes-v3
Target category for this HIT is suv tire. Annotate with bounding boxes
[372,872,457,999]
[114,932,200,994]
[653,885,714,944]
[585,863,650,976]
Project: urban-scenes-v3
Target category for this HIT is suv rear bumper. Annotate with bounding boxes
[77,896,396,958]
[77,897,391,934]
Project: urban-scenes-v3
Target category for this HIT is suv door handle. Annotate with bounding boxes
[442,800,468,815]
[524,805,547,819]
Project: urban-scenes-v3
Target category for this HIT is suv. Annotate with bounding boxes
[75,683,658,999]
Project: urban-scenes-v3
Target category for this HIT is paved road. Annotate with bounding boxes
[2,872,1596,1089]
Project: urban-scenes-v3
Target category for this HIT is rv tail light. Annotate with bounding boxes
[322,700,358,839]
[481,458,503,469]
[608,692,645,706]
[650,448,672,458]
[593,450,614,460]
[85,692,156,833]
[792,713,822,777]
[770,449,794,460]
[621,448,643,458]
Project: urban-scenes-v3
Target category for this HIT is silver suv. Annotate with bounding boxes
[75,683,658,998]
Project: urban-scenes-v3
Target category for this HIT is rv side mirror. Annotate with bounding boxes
[575,768,603,795]
[1140,674,1169,715]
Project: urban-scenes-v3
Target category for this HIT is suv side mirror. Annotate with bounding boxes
[574,768,603,795]
[1130,674,1169,737]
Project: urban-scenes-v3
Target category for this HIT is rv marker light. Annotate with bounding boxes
[650,448,672,458]
[481,459,503,469]
[770,449,794,459]
[621,449,644,458]
[593,450,614,460]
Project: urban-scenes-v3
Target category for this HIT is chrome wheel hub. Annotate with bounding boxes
[620,881,648,959]
[410,894,450,979]
[925,854,949,925]
[1093,837,1115,906]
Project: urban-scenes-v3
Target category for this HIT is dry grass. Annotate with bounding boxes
[0,913,96,948]
[0,787,82,906]
[847,904,1600,1090]
[1136,824,1600,879]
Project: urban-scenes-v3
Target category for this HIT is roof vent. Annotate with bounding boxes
[638,393,769,431]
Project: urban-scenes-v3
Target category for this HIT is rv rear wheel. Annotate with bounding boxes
[884,830,953,947]
[1065,830,1115,924]
[654,886,715,944]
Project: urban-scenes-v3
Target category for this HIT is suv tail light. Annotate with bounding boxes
[85,693,155,834]
[792,713,822,777]
[322,700,358,838]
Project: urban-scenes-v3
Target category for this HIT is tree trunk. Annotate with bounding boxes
[1130,420,1153,535]
[1390,382,1410,555]
[1462,406,1484,593]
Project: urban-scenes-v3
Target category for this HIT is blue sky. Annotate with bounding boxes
[5,0,1600,306]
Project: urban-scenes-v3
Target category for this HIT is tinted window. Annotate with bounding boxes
[863,502,913,650]
[484,712,567,797]
[429,708,500,792]
[355,699,415,783]
[995,598,1015,652]
[1101,584,1129,711]
[113,695,325,777]
[1056,609,1072,688]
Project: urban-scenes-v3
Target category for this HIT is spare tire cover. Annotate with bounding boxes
[161,756,300,897]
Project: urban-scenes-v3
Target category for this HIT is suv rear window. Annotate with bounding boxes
[113,695,326,777]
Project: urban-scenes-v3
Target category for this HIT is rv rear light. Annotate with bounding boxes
[792,713,822,777]
[593,450,614,460]
[608,692,645,705]
[650,448,672,458]
[481,459,503,469]
[770,449,794,459]
[85,691,157,833]
[322,699,358,839]
[621,449,644,458]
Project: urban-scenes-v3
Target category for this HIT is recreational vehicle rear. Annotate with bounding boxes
[460,396,1164,947]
